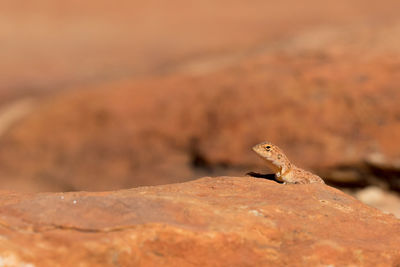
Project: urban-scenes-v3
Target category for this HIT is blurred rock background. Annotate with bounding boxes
[0,0,399,217]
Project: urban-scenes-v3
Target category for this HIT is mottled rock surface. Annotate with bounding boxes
[0,177,399,266]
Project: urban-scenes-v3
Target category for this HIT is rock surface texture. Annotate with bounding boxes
[0,177,399,266]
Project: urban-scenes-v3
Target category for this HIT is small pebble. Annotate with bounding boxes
[249,210,263,217]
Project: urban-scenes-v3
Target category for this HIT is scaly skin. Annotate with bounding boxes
[252,141,325,184]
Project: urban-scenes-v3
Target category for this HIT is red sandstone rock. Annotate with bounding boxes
[0,177,399,266]
[3,0,400,99]
[3,22,400,192]
[3,25,400,192]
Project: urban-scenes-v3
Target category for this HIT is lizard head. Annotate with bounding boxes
[252,141,280,159]
[252,141,290,173]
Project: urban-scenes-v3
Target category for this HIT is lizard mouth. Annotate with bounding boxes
[252,145,263,153]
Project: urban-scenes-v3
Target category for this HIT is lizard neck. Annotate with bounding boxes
[263,159,281,174]
[276,163,293,179]
[261,156,292,178]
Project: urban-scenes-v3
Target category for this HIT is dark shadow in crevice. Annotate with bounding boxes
[246,172,283,183]
[189,138,213,173]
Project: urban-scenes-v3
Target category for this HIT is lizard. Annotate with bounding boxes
[252,141,325,184]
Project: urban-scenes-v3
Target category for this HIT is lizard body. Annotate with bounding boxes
[252,141,325,184]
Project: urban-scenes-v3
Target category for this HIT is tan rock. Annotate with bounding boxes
[355,186,400,218]
[0,177,399,266]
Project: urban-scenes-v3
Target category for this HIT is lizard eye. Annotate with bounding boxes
[265,145,271,151]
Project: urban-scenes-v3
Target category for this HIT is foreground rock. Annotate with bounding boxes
[0,177,399,266]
